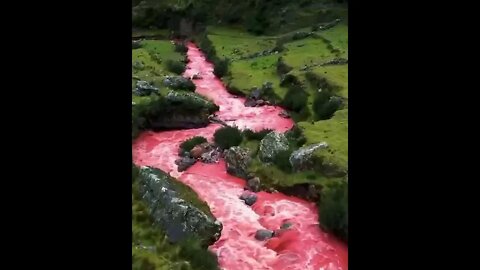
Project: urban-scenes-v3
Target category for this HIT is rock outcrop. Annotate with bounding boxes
[138,166,222,245]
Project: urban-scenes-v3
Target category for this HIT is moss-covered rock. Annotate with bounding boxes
[259,131,290,163]
[138,166,222,246]
[224,146,252,179]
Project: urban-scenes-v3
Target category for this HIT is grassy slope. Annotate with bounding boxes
[132,40,184,103]
[206,17,348,188]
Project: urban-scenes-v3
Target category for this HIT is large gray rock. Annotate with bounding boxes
[163,75,195,91]
[255,229,274,241]
[246,177,261,192]
[175,156,196,172]
[134,80,159,96]
[138,167,222,245]
[259,132,290,162]
[225,146,252,179]
[289,142,328,172]
[165,90,218,113]
[239,191,257,206]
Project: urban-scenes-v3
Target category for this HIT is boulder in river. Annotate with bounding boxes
[259,131,290,163]
[244,98,257,107]
[200,148,221,164]
[225,146,252,179]
[255,229,274,241]
[289,142,328,172]
[175,156,196,172]
[138,166,222,245]
[239,191,257,206]
[246,176,261,192]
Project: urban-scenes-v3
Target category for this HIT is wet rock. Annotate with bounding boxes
[289,142,328,172]
[134,80,159,96]
[190,144,207,159]
[279,111,290,118]
[200,148,221,164]
[256,99,265,106]
[239,191,257,206]
[192,73,202,80]
[244,98,257,107]
[175,156,196,172]
[225,146,252,179]
[163,75,195,91]
[255,229,274,241]
[250,88,262,100]
[246,177,261,192]
[138,166,222,245]
[280,222,294,230]
[259,132,290,163]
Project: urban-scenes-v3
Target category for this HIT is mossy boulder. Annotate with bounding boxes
[289,142,328,172]
[138,166,222,246]
[259,132,290,163]
[224,146,252,179]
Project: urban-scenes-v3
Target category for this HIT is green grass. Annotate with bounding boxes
[132,28,169,39]
[132,40,184,90]
[298,109,348,173]
[207,26,276,60]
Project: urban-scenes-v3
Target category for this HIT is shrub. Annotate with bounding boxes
[273,149,293,173]
[277,57,293,75]
[281,85,308,112]
[166,60,186,75]
[213,58,229,78]
[313,92,343,120]
[178,237,220,270]
[174,42,188,54]
[179,136,208,155]
[280,74,301,87]
[286,125,307,147]
[319,180,348,242]
[214,126,243,149]
[242,128,273,141]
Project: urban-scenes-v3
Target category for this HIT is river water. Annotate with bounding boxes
[132,42,348,270]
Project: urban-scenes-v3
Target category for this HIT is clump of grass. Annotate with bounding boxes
[166,60,186,75]
[214,126,243,149]
[242,128,273,140]
[312,91,343,120]
[179,136,208,155]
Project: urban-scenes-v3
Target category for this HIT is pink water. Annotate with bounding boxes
[132,42,348,270]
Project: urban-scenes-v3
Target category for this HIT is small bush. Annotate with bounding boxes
[319,180,348,242]
[179,136,208,155]
[213,58,229,78]
[178,238,220,270]
[313,92,342,120]
[273,149,293,173]
[166,60,186,75]
[286,125,307,147]
[214,126,243,149]
[280,74,301,87]
[281,85,308,112]
[174,42,188,54]
[277,57,293,75]
[242,128,273,140]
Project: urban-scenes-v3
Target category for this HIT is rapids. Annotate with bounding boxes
[132,42,348,270]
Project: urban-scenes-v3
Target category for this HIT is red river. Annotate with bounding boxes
[132,42,348,270]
